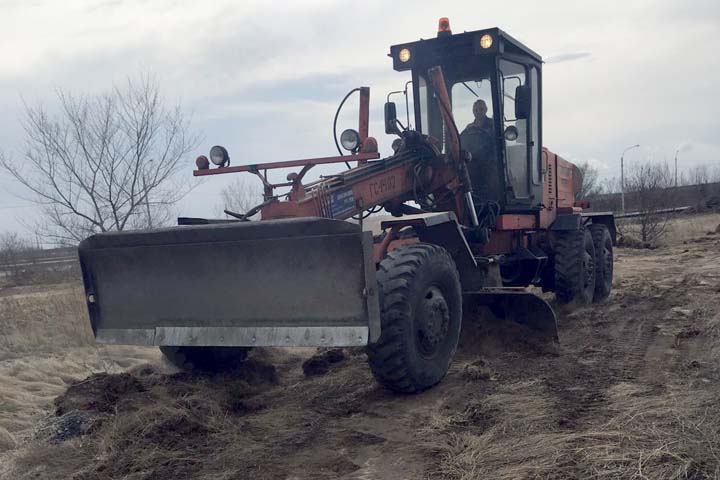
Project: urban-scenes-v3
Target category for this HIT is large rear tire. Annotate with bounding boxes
[160,346,250,372]
[588,224,613,302]
[367,243,462,393]
[553,228,596,305]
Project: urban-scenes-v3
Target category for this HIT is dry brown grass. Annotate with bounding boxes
[664,212,720,245]
[425,382,720,480]
[0,284,93,357]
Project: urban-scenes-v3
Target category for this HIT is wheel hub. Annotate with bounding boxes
[416,286,450,357]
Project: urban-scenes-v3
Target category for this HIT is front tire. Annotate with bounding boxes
[367,243,462,393]
[160,346,250,372]
[553,228,596,305]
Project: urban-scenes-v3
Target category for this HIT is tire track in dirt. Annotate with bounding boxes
[539,252,691,431]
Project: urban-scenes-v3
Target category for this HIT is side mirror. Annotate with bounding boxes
[384,102,401,135]
[515,85,531,120]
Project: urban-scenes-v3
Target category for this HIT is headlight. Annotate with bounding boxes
[480,34,493,49]
[340,129,361,152]
[398,48,411,63]
[504,126,519,142]
[209,145,229,167]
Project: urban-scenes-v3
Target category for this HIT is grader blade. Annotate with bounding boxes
[78,218,380,348]
[467,289,559,342]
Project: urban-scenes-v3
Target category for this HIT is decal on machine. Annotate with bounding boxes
[330,187,356,218]
[368,173,398,201]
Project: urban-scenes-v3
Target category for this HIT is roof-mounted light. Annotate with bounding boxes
[480,34,493,49]
[437,17,452,37]
[340,129,361,152]
[209,145,229,167]
[398,48,411,63]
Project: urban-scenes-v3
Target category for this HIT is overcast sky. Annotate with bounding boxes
[1,0,719,237]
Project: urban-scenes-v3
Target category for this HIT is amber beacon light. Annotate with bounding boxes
[437,17,452,36]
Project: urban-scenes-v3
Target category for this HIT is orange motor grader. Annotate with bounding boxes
[79,20,615,393]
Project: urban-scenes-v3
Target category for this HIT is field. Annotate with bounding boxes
[1,212,719,479]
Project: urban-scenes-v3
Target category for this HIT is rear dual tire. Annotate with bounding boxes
[553,224,613,305]
[553,228,596,305]
[589,224,613,302]
[367,243,462,393]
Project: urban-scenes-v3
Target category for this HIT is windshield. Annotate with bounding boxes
[451,78,493,133]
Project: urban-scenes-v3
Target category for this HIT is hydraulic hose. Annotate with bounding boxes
[333,87,361,169]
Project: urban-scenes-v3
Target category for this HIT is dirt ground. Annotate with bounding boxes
[1,213,719,479]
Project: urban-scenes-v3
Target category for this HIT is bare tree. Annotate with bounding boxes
[575,161,603,199]
[600,176,621,195]
[0,232,32,284]
[1,74,199,245]
[216,178,263,218]
[620,161,674,245]
[686,165,713,185]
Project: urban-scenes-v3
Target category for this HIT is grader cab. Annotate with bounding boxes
[79,20,615,393]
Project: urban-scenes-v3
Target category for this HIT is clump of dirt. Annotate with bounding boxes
[676,325,702,339]
[229,358,279,385]
[302,348,346,376]
[9,354,284,480]
[54,372,145,415]
[462,358,494,381]
[617,234,654,249]
[35,410,105,443]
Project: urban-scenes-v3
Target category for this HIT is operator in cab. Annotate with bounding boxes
[460,99,501,201]
[464,99,494,136]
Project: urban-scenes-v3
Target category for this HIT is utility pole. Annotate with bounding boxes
[620,144,640,214]
[674,149,679,187]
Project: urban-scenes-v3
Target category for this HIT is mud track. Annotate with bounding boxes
[4,230,720,479]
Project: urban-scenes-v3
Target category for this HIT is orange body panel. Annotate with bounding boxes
[478,231,515,255]
[496,214,536,230]
[539,148,582,229]
[556,155,579,209]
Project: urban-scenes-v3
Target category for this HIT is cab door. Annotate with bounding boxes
[498,59,542,208]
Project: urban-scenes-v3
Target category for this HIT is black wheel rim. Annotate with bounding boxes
[416,285,450,358]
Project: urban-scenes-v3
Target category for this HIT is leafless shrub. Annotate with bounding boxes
[681,164,720,186]
[1,74,199,245]
[576,161,603,199]
[216,177,263,218]
[0,233,34,284]
[619,161,675,245]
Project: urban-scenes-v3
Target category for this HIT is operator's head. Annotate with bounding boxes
[473,99,488,120]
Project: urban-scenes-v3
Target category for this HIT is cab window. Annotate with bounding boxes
[450,78,493,132]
